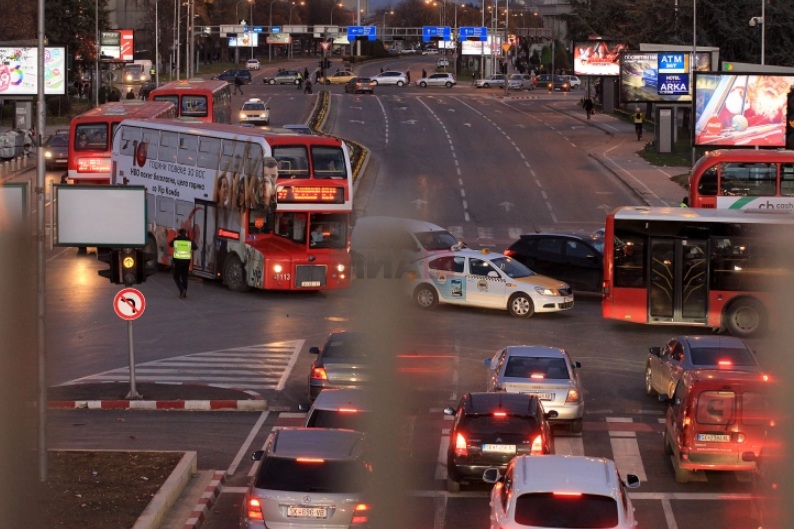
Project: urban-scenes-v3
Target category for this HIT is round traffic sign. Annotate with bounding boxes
[113,288,146,321]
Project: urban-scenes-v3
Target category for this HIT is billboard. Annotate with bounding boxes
[99,30,134,62]
[573,41,628,76]
[461,36,502,56]
[694,73,794,148]
[0,47,66,96]
[229,33,260,47]
[621,51,712,103]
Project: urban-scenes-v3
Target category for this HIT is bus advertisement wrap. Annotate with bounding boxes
[620,51,711,103]
[694,73,794,148]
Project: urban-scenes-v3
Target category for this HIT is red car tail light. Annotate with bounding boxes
[351,503,370,525]
[454,432,468,456]
[493,411,507,418]
[247,497,264,521]
[310,366,328,380]
[565,389,581,403]
[530,373,545,379]
[530,434,544,455]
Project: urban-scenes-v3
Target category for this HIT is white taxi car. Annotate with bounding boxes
[407,248,573,317]
[238,98,270,126]
[483,455,640,529]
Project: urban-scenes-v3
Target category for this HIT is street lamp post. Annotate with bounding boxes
[250,0,255,60]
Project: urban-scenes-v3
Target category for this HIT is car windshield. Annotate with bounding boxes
[48,135,68,147]
[505,356,569,379]
[514,492,618,528]
[254,457,369,492]
[489,256,535,279]
[243,102,267,110]
[415,230,458,250]
[690,347,757,366]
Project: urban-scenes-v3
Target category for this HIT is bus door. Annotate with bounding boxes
[190,200,216,277]
[649,238,708,324]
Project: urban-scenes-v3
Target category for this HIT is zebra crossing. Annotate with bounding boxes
[58,340,305,394]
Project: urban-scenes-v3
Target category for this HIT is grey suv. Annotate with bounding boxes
[241,428,371,529]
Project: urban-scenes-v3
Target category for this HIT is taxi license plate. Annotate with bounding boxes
[697,433,730,442]
[482,444,516,454]
[287,506,327,518]
[522,392,554,401]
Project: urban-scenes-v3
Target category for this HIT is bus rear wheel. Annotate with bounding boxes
[223,254,250,292]
[725,298,766,338]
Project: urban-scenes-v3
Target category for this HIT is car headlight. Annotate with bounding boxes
[239,113,246,119]
[534,286,558,296]
[44,151,52,159]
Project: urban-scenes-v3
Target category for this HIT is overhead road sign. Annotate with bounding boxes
[347,26,376,41]
[458,26,487,42]
[423,26,452,42]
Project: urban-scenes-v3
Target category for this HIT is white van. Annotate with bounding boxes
[122,60,152,83]
[350,216,463,279]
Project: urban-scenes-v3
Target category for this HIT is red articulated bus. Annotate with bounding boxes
[148,79,232,124]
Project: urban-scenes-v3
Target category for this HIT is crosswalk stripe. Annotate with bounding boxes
[607,417,647,481]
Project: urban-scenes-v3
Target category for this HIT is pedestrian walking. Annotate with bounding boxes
[169,228,197,299]
[297,71,303,90]
[304,67,310,81]
[421,69,427,79]
[304,78,313,94]
[406,70,411,84]
[583,97,594,120]
[633,107,644,141]
[233,73,244,95]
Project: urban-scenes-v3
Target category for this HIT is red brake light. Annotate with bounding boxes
[351,503,370,525]
[553,491,582,497]
[493,411,507,418]
[247,497,264,520]
[530,434,544,455]
[310,366,328,380]
[530,373,545,379]
[717,359,733,367]
[338,407,359,414]
[295,457,325,463]
[454,432,467,456]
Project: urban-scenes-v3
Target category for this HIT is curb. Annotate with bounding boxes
[182,471,226,529]
[48,399,269,411]
[133,451,198,529]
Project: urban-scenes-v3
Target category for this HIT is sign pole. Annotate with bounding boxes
[126,320,142,399]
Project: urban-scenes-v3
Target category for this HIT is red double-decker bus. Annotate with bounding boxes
[66,100,177,185]
[601,206,794,337]
[111,119,353,291]
[687,149,794,210]
[148,79,232,124]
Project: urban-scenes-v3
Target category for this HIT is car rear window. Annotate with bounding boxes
[254,457,369,492]
[514,492,618,528]
[690,347,756,367]
[305,409,370,430]
[324,335,370,359]
[461,414,538,434]
[695,391,735,425]
[505,357,569,379]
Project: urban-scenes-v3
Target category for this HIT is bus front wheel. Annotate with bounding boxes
[223,254,250,292]
[724,298,766,338]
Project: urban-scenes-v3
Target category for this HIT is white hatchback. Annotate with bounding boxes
[371,70,409,86]
[483,455,640,529]
[407,248,573,317]
[246,58,260,70]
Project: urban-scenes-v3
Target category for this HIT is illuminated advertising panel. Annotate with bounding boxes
[694,73,794,148]
[229,33,260,47]
[0,47,66,95]
[461,36,502,56]
[620,51,711,103]
[573,41,628,76]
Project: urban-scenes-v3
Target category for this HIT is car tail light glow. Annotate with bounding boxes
[493,411,507,418]
[296,457,325,463]
[565,389,581,403]
[351,503,370,525]
[553,491,582,497]
[717,359,733,367]
[530,434,544,455]
[310,366,328,380]
[736,433,746,443]
[454,432,467,456]
[247,497,264,520]
[530,373,545,379]
[338,407,359,413]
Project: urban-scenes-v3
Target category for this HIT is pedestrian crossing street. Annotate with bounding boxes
[58,340,305,393]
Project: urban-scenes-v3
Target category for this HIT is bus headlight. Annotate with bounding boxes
[336,264,345,272]
[273,264,283,273]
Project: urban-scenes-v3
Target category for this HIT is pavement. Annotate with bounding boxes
[37,91,690,529]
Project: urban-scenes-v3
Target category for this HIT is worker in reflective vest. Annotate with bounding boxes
[169,228,197,299]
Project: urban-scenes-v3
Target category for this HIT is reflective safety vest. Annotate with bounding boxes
[173,239,193,260]
[633,112,643,124]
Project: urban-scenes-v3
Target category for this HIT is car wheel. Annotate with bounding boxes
[507,293,534,317]
[570,418,583,434]
[674,461,691,484]
[414,284,438,309]
[644,365,657,397]
[725,298,766,337]
[396,81,404,87]
[663,429,674,455]
[419,81,427,88]
[325,80,331,85]
[482,83,490,88]
[223,254,250,292]
[268,79,275,85]
[372,80,379,85]
[445,82,453,88]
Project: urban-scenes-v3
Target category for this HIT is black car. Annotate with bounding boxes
[212,69,252,84]
[43,130,69,170]
[444,392,556,493]
[504,232,604,293]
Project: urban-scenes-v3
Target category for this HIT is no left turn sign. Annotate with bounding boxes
[114,288,146,321]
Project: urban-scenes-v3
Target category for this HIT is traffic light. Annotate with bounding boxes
[97,248,121,284]
[138,248,158,283]
[119,248,138,287]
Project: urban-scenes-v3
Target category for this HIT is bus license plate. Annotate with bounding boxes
[697,433,730,442]
[482,444,516,454]
[287,506,327,518]
[301,281,321,287]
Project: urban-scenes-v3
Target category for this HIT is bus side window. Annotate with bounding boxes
[177,134,198,166]
[159,131,178,162]
[781,164,794,196]
[748,163,776,196]
[698,165,718,196]
[721,163,750,196]
[197,137,221,170]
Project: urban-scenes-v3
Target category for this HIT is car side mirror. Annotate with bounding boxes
[573,361,582,369]
[649,346,661,357]
[482,467,502,484]
[309,346,320,355]
[443,406,455,416]
[624,474,641,489]
[298,402,310,412]
[251,449,265,461]
[487,271,499,278]
[483,358,494,368]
